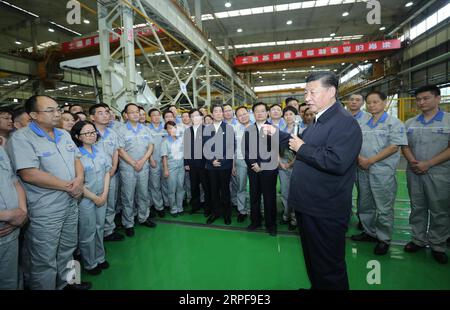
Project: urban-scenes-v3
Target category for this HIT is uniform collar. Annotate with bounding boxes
[126,121,143,134]
[268,118,286,128]
[97,127,111,139]
[29,121,63,144]
[354,110,364,120]
[149,122,163,132]
[79,145,97,159]
[416,110,444,125]
[167,135,177,143]
[367,112,388,129]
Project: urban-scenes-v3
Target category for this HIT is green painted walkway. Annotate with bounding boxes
[83,171,450,290]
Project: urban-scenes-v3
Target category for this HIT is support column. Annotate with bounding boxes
[97,2,113,108]
[121,3,137,104]
[194,0,202,31]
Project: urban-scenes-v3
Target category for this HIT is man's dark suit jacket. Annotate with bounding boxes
[203,121,235,170]
[183,124,206,168]
[279,101,362,219]
[243,121,278,171]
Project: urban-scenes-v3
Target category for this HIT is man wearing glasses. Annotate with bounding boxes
[0,108,14,142]
[6,95,89,290]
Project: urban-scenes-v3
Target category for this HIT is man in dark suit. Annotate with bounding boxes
[243,102,279,236]
[203,104,235,225]
[183,109,210,216]
[267,71,362,289]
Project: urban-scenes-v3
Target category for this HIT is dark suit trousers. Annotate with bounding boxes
[208,169,232,218]
[189,166,210,212]
[248,169,278,229]
[295,211,350,290]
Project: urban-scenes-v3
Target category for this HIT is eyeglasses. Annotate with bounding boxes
[35,107,64,114]
[79,131,97,137]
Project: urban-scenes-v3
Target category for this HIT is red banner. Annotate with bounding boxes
[61,25,161,53]
[234,39,401,66]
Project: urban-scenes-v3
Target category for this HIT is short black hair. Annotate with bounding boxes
[181,111,190,116]
[414,85,440,97]
[204,115,213,121]
[24,95,56,114]
[269,104,282,111]
[164,120,176,130]
[283,106,298,116]
[350,93,364,100]
[163,110,174,119]
[189,108,202,116]
[123,103,139,113]
[138,106,145,111]
[299,102,307,108]
[252,102,268,112]
[0,107,13,117]
[210,104,223,114]
[75,111,87,118]
[365,90,387,101]
[70,120,99,147]
[235,106,248,116]
[285,97,298,105]
[148,108,161,116]
[12,107,28,121]
[69,104,83,113]
[306,71,339,98]
[89,103,109,116]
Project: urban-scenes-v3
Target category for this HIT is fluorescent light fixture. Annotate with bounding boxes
[286,20,293,25]
[379,26,386,31]
[330,33,336,37]
[225,2,231,8]
[48,28,55,32]
[405,2,413,7]
[237,28,243,32]
[342,12,349,16]
[15,41,21,45]
[83,19,90,24]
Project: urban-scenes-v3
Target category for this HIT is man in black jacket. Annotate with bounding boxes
[203,104,235,225]
[183,109,210,216]
[267,71,362,289]
[243,102,279,236]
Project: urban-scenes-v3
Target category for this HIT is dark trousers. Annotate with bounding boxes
[189,166,210,212]
[295,211,350,290]
[248,169,278,229]
[208,169,232,218]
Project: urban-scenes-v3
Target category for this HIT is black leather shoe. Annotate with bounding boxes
[267,228,277,236]
[224,217,231,225]
[85,266,102,276]
[237,213,247,223]
[404,241,425,253]
[141,219,156,228]
[374,242,389,255]
[125,227,135,237]
[157,210,165,218]
[149,207,156,218]
[98,261,109,269]
[63,281,92,290]
[171,213,178,218]
[206,215,219,224]
[104,231,125,242]
[351,232,377,242]
[288,223,297,231]
[246,222,261,231]
[432,251,448,264]
[178,211,185,216]
[204,210,211,217]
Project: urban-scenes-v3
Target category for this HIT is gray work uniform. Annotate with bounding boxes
[0,146,20,290]
[148,122,167,211]
[7,122,79,290]
[78,146,111,270]
[116,122,153,228]
[231,122,249,215]
[95,127,119,237]
[357,112,408,243]
[405,110,450,252]
[353,110,370,213]
[161,136,185,214]
[279,124,296,224]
